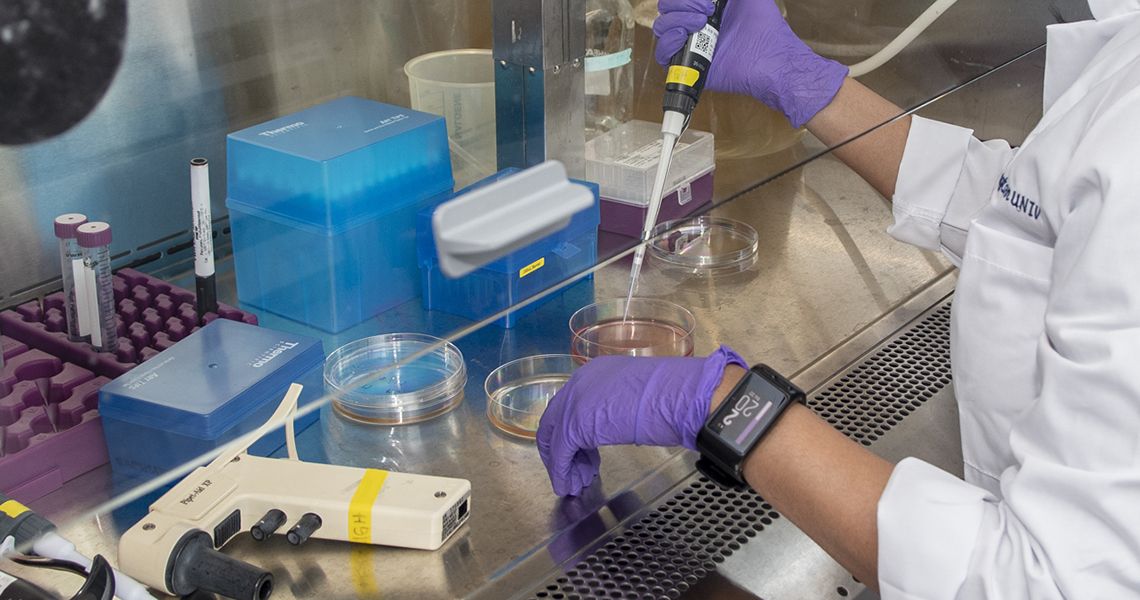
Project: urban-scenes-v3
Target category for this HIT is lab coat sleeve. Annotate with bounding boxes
[877,92,1140,599]
[888,116,1015,265]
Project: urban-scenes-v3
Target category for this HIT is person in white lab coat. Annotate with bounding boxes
[536,0,1140,597]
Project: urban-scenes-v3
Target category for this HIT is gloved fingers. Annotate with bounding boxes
[536,381,575,468]
[543,426,595,496]
[653,28,691,66]
[652,9,710,39]
[652,11,711,65]
[657,0,715,18]
[567,449,602,496]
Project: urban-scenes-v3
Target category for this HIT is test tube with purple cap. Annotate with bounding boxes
[54,213,89,342]
[77,222,118,353]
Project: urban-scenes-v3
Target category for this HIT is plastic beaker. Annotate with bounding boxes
[405,49,498,189]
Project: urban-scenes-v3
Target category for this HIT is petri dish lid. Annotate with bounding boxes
[325,333,466,425]
[649,216,758,276]
[485,354,579,440]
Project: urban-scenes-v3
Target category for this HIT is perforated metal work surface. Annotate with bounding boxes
[525,301,954,600]
[530,482,781,600]
[808,303,953,447]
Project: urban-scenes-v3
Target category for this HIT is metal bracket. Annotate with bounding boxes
[493,0,586,177]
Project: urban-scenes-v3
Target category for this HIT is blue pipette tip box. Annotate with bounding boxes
[226,96,455,332]
[99,319,324,479]
[227,96,453,231]
[417,169,600,328]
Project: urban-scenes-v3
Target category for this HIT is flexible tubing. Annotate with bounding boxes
[846,0,961,77]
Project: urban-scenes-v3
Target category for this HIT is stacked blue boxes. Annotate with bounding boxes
[417,170,600,328]
[99,320,324,479]
[227,96,454,333]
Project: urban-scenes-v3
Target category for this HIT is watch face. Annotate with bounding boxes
[709,375,790,454]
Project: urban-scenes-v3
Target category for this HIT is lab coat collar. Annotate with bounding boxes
[1088,0,1140,20]
[1044,5,1140,111]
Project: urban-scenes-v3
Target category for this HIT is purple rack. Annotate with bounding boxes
[0,268,258,503]
[598,170,715,238]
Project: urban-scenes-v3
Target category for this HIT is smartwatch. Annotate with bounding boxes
[696,363,806,488]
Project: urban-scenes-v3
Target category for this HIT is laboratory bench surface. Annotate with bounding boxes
[4,38,1054,600]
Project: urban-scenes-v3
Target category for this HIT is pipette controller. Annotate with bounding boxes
[118,384,472,600]
[0,492,156,600]
[625,0,729,311]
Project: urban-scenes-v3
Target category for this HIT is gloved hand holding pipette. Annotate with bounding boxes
[653,0,848,129]
[624,0,850,310]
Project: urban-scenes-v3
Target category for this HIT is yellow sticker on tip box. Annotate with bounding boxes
[666,65,700,87]
[520,257,545,278]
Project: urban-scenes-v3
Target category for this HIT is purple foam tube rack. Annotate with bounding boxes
[0,268,258,503]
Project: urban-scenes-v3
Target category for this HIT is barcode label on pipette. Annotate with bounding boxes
[689,25,718,62]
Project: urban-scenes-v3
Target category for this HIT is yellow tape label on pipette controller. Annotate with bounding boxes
[666,65,700,87]
[520,257,545,278]
[348,469,389,543]
[0,500,30,519]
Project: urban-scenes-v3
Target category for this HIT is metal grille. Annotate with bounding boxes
[532,479,777,600]
[808,303,953,446]
[527,302,953,600]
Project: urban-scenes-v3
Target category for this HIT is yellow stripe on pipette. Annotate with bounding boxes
[0,500,30,519]
[666,65,700,87]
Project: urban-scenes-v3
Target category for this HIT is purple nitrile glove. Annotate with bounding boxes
[653,0,849,128]
[537,346,747,497]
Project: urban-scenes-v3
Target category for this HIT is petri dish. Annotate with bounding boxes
[569,298,696,362]
[649,216,759,276]
[485,354,579,440]
[325,333,466,425]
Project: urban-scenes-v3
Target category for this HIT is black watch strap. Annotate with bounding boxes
[695,364,805,488]
[695,456,747,489]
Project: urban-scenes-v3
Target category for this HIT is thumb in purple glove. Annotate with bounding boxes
[536,346,747,497]
[652,0,848,128]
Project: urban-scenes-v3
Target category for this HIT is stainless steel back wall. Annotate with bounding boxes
[0,0,1090,304]
[0,0,492,304]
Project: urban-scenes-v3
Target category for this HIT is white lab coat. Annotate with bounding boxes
[877,3,1140,598]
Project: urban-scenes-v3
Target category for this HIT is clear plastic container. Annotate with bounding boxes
[324,334,466,425]
[570,298,696,362]
[585,0,635,139]
[650,216,759,276]
[584,120,715,206]
[226,96,454,332]
[405,49,497,189]
[485,355,580,439]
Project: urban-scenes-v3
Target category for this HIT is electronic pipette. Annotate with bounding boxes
[625,0,729,313]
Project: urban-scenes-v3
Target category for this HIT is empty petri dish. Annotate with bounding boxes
[485,354,579,440]
[325,333,466,425]
[649,216,758,276]
[569,298,696,362]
